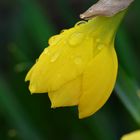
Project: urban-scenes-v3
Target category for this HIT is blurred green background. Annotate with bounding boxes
[0,0,140,140]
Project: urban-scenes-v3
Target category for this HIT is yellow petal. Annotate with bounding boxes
[121,130,140,140]
[48,76,82,107]
[78,46,118,119]
[25,63,37,82]
[27,32,93,93]
[26,11,124,94]
[26,48,51,93]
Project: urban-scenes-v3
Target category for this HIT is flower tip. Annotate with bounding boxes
[29,84,36,94]
[25,74,30,82]
[30,92,34,95]
[51,104,56,109]
[121,130,140,140]
[80,14,85,19]
[25,77,28,82]
[78,112,89,119]
[78,107,98,119]
[78,115,84,119]
[50,101,57,108]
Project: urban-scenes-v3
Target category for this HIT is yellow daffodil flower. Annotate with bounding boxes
[25,10,125,118]
[121,130,140,140]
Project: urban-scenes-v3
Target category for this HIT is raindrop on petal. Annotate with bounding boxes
[75,21,87,27]
[49,35,61,46]
[69,33,84,46]
[95,38,105,51]
[60,29,67,33]
[44,48,49,54]
[50,53,60,62]
[74,57,82,65]
[97,44,105,50]
[96,38,101,43]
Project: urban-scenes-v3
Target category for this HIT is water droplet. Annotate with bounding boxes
[97,44,105,50]
[96,38,101,43]
[50,53,60,62]
[69,33,84,46]
[60,29,67,33]
[49,35,61,46]
[44,48,49,54]
[95,38,105,51]
[74,57,82,65]
[75,21,87,27]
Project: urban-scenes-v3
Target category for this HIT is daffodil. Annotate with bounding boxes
[25,10,125,118]
[121,130,140,140]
